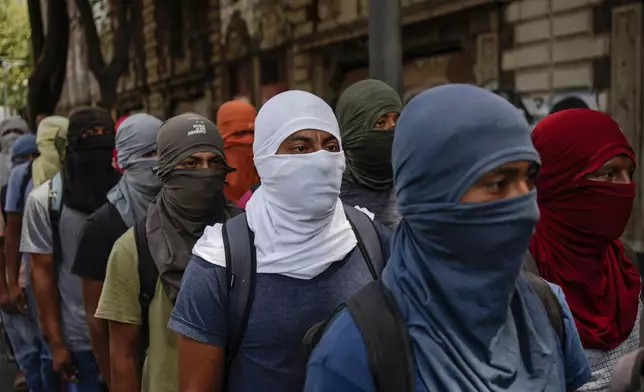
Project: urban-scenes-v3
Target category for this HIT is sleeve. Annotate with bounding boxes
[95,231,142,325]
[304,309,374,392]
[72,210,110,281]
[548,282,591,391]
[4,165,24,213]
[167,256,229,347]
[19,186,53,254]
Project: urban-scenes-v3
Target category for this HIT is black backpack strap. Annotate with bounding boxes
[17,161,33,210]
[0,185,7,223]
[133,218,157,369]
[521,270,565,345]
[222,213,256,364]
[48,173,63,265]
[346,281,414,392]
[343,205,384,280]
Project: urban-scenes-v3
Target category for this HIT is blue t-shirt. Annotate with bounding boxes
[304,282,590,392]
[169,223,392,392]
[5,161,33,213]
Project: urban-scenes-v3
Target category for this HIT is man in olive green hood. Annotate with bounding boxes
[32,115,69,186]
[337,79,402,229]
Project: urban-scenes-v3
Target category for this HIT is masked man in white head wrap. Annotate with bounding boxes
[169,90,393,392]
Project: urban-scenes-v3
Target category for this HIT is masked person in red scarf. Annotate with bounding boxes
[216,100,259,206]
[530,108,642,391]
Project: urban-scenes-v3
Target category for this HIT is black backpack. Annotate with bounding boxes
[302,255,569,392]
[221,205,385,374]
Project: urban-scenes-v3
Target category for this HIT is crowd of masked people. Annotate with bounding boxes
[0,80,639,392]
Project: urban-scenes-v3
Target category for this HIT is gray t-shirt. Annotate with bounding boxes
[20,180,92,352]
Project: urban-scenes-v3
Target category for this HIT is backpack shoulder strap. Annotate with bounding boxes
[133,218,157,370]
[134,219,157,313]
[521,270,565,345]
[346,281,414,392]
[222,213,256,363]
[17,161,33,210]
[48,172,63,223]
[343,205,384,280]
[48,173,63,261]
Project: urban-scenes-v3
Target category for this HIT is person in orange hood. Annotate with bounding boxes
[217,100,259,204]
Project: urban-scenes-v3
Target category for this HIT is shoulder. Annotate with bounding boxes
[308,308,374,390]
[113,228,137,259]
[25,180,50,208]
[8,161,29,183]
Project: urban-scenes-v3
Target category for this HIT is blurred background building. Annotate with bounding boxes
[55,0,644,248]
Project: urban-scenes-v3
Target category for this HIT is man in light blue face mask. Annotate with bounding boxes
[0,117,30,188]
[305,84,592,392]
[72,113,162,388]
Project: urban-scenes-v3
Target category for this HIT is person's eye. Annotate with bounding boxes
[292,145,307,153]
[598,172,614,180]
[485,179,508,192]
[209,160,224,169]
[183,161,197,168]
[325,144,340,153]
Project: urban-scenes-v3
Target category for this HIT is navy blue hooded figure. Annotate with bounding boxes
[304,84,591,392]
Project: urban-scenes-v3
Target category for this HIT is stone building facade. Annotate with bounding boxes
[57,0,644,247]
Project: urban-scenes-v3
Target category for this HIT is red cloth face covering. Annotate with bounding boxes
[530,108,641,351]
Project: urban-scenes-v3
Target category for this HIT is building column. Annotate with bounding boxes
[368,0,403,94]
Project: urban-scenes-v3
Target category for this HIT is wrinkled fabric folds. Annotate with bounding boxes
[32,115,69,186]
[217,100,259,203]
[382,84,559,390]
[146,113,233,302]
[107,113,163,227]
[194,90,357,279]
[530,109,641,350]
[336,79,401,190]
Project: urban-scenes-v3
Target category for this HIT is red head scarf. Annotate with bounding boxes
[216,100,259,204]
[530,109,641,350]
[113,115,130,173]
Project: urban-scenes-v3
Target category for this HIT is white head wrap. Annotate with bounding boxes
[194,90,357,279]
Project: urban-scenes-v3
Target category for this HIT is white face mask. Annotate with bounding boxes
[192,90,358,280]
[256,150,346,218]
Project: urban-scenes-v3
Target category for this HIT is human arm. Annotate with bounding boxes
[547,283,591,391]
[5,212,25,311]
[108,320,141,392]
[94,230,142,392]
[4,166,28,310]
[167,256,229,392]
[304,309,374,392]
[0,214,9,310]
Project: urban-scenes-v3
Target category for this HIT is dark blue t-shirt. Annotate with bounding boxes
[304,283,591,392]
[169,223,392,392]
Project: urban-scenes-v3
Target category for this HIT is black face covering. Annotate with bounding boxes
[62,107,121,214]
[146,113,236,302]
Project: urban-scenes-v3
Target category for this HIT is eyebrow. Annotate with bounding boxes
[284,135,314,144]
[486,167,521,177]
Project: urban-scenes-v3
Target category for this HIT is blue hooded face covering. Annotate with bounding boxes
[382,85,560,390]
[107,113,163,227]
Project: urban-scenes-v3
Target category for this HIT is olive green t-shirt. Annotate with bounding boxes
[95,228,178,392]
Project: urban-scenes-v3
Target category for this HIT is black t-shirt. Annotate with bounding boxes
[72,202,128,281]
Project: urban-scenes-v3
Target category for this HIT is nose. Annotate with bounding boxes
[615,170,633,184]
[515,179,532,196]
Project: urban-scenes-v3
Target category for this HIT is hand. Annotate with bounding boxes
[8,285,26,314]
[52,344,76,381]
